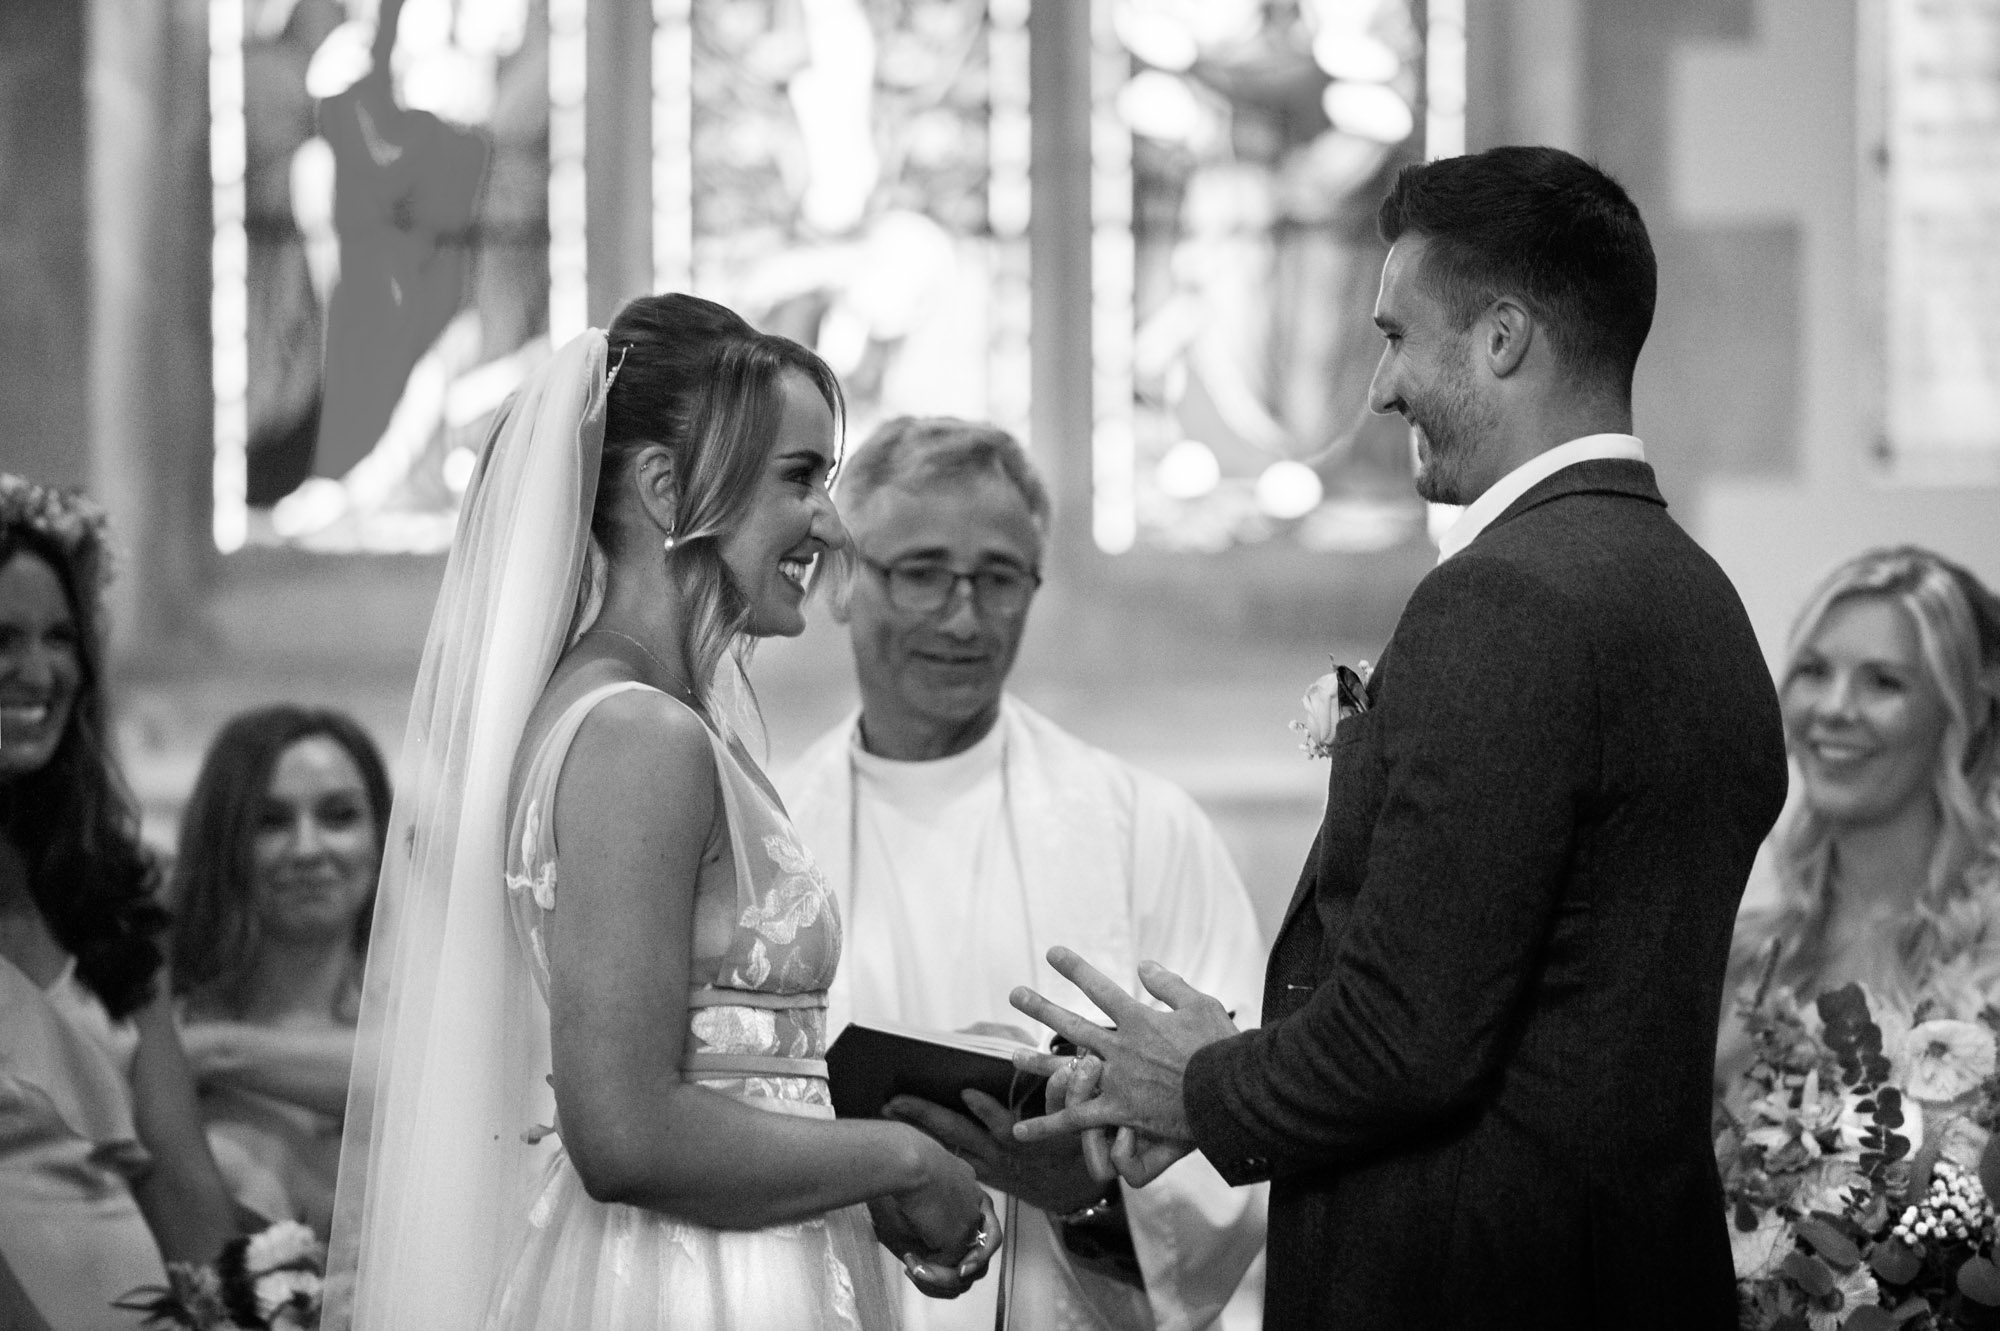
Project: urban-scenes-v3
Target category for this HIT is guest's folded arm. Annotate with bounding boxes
[179,1019,356,1119]
[1184,558,1593,1180]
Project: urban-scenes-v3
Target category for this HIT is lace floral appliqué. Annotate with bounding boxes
[505,801,558,911]
[691,1005,778,1056]
[739,833,832,947]
[713,832,841,992]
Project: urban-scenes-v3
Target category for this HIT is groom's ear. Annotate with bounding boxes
[1480,297,1534,379]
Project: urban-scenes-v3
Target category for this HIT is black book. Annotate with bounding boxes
[827,1021,1049,1121]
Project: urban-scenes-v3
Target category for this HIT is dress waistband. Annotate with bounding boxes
[686,986,827,1012]
[682,1051,829,1080]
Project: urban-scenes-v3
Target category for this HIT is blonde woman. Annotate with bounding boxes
[1730,546,2000,1017]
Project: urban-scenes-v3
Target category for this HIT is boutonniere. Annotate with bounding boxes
[1292,657,1372,758]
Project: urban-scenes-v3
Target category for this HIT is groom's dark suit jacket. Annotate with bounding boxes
[1184,460,1788,1329]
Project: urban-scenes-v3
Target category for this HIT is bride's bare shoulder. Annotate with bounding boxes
[515,665,716,812]
[564,680,716,810]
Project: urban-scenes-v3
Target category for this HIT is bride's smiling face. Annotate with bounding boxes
[1782,594,1949,828]
[718,370,846,638]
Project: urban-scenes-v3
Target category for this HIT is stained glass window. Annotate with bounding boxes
[212,0,553,553]
[1090,0,1443,555]
[653,0,1032,450]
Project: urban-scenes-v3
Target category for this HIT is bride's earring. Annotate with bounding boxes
[663,529,678,555]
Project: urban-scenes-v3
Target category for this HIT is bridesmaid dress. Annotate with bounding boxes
[0,952,168,1329]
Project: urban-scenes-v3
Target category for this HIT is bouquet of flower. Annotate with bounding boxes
[115,1221,323,1330]
[1718,964,2000,1330]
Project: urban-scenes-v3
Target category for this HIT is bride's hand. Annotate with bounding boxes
[868,1137,1002,1298]
[898,1192,1002,1298]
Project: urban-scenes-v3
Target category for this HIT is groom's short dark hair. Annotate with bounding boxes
[1378,146,1657,395]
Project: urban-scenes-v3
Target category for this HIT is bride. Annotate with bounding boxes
[326,294,998,1329]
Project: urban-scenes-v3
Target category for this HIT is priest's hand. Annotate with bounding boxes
[884,1091,1112,1216]
[1008,949,1238,1182]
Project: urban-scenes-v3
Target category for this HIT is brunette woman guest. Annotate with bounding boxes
[171,705,391,1237]
[1728,546,2000,1021]
[0,474,238,1328]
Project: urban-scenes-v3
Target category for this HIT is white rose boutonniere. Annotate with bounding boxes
[1292,657,1371,758]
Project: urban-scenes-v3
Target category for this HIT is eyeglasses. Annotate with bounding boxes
[861,557,1042,617]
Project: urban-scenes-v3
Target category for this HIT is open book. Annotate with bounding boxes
[827,1020,1049,1122]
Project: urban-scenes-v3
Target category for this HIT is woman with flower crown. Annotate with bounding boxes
[0,475,240,1329]
[1723,547,2000,1054]
[325,293,999,1331]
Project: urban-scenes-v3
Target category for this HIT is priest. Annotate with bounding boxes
[783,416,1268,1331]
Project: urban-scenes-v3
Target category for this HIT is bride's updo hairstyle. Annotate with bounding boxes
[593,293,843,702]
[1765,546,2000,987]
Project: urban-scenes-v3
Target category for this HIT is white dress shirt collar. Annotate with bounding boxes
[1435,433,1646,564]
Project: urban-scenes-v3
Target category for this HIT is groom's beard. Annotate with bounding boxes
[1410,350,1493,506]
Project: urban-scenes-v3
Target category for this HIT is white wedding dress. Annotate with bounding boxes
[326,331,900,1331]
[486,681,896,1329]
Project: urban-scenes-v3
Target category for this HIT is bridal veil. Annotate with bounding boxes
[325,331,610,1329]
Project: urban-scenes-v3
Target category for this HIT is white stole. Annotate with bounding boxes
[787,697,1140,1034]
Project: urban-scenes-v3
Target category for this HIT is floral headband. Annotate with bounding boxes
[0,472,113,589]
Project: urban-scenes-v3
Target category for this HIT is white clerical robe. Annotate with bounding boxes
[782,697,1269,1331]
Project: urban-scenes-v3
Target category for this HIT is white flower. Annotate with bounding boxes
[1297,672,1341,754]
[1901,1019,1996,1104]
[1805,1261,1881,1331]
[1933,1113,1992,1175]
[243,1220,319,1276]
[1745,1069,1871,1163]
[253,1267,322,1320]
[1730,1209,1791,1280]
[1292,658,1370,758]
[1793,1157,1867,1217]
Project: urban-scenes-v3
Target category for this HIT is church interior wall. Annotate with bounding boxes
[0,0,90,494]
[5,1,1996,933]
[1670,0,2000,665]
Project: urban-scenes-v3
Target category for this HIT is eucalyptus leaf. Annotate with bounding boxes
[1784,1250,1838,1299]
[1797,1216,1862,1271]
[1869,1239,1922,1286]
[1957,1255,2000,1307]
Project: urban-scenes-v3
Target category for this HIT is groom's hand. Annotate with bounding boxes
[883,1091,1110,1216]
[1007,949,1238,1164]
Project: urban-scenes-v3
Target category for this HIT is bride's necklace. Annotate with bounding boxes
[584,628,693,699]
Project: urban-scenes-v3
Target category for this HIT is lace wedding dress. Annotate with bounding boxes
[486,681,896,1330]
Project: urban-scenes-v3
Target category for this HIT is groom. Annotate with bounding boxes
[1009,146,1790,1328]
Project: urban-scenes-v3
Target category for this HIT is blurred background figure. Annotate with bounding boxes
[170,704,391,1239]
[1729,546,2000,1020]
[0,475,238,1329]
